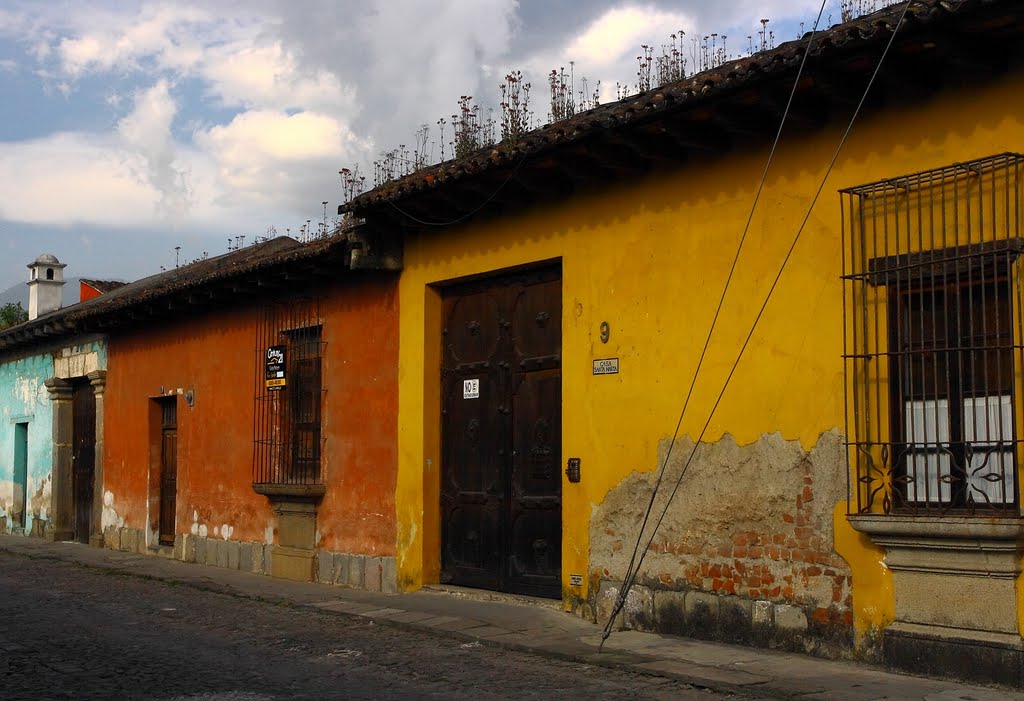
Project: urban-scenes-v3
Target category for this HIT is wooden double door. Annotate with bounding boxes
[440,266,562,598]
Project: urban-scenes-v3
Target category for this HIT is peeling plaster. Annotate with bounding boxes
[591,430,850,611]
[29,477,49,522]
[101,490,125,530]
[0,353,54,537]
[14,377,39,407]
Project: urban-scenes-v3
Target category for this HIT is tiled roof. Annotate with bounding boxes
[0,233,361,354]
[79,279,128,294]
[343,0,1015,218]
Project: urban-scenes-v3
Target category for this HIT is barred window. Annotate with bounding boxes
[285,325,322,482]
[842,154,1024,516]
[253,299,325,486]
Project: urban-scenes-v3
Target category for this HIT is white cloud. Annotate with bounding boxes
[196,109,367,208]
[55,5,213,77]
[566,7,693,68]
[199,41,353,112]
[264,0,520,149]
[517,5,693,106]
[117,80,190,220]
[0,132,163,227]
[0,0,844,288]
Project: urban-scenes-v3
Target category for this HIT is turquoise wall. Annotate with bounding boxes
[0,352,55,535]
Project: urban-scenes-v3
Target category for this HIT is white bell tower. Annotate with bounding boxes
[27,253,66,320]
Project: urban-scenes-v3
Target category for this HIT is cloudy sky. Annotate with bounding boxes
[0,0,847,292]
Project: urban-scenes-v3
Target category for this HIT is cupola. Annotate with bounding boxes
[27,253,66,320]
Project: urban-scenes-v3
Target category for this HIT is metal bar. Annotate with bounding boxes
[843,153,1024,515]
[853,190,868,510]
[839,153,1024,197]
[842,191,852,513]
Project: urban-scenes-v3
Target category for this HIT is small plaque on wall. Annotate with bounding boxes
[593,358,619,375]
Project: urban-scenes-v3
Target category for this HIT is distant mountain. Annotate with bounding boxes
[0,278,89,309]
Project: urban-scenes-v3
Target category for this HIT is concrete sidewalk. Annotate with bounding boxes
[1,534,1017,700]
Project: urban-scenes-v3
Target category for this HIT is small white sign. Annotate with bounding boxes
[569,574,583,586]
[463,378,480,399]
[593,358,620,375]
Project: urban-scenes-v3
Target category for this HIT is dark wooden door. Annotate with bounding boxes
[72,381,96,545]
[159,398,178,546]
[441,266,561,598]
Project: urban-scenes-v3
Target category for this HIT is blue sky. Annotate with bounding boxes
[0,0,866,293]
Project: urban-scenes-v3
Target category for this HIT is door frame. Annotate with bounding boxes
[148,394,180,549]
[71,377,97,545]
[44,367,106,545]
[157,396,178,546]
[431,259,564,596]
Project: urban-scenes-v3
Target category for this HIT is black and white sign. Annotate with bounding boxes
[463,378,480,399]
[592,358,619,375]
[265,345,287,391]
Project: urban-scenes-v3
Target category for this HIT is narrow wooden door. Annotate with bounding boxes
[158,398,178,546]
[441,266,562,598]
[72,381,96,545]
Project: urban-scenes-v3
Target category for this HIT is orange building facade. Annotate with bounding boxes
[95,239,402,589]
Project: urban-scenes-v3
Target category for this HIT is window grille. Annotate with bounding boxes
[253,298,326,486]
[842,153,1024,516]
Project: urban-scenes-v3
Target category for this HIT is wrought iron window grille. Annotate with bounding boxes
[253,298,326,486]
[842,153,1024,516]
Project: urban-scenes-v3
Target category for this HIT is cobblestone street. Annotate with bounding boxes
[1,551,736,700]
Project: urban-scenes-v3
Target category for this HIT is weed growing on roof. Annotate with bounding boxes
[500,71,532,145]
[840,0,900,22]
[339,1,907,204]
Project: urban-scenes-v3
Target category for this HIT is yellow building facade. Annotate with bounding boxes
[344,0,1024,685]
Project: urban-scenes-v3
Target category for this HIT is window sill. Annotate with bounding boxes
[848,513,1024,581]
[252,483,326,501]
[848,513,1024,541]
[848,512,1024,637]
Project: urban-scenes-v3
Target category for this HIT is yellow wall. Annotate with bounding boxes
[394,68,1024,640]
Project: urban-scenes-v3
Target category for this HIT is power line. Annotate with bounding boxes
[600,0,830,648]
[600,0,914,649]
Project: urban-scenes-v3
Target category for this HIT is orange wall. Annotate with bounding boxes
[80,282,102,302]
[103,274,399,555]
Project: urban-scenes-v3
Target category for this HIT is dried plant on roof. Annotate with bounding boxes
[337,2,903,204]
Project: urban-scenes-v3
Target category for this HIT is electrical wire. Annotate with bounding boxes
[599,0,914,649]
[600,0,829,646]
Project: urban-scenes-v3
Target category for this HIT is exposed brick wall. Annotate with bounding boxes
[590,431,852,656]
